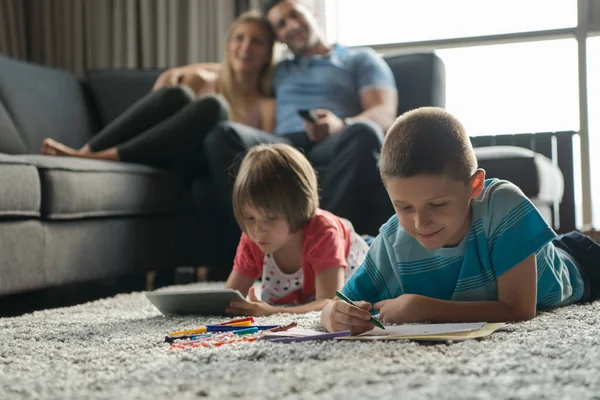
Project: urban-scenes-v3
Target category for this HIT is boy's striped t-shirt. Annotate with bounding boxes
[342,179,584,308]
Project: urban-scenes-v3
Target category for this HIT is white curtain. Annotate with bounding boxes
[0,0,239,76]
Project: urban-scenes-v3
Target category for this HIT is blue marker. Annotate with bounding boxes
[232,327,259,335]
[206,325,278,332]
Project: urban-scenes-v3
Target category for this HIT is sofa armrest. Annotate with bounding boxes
[474,146,564,203]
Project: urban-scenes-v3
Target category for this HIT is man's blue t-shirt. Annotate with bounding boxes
[272,44,397,135]
[342,179,584,308]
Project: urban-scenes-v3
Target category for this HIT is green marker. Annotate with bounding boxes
[335,291,385,330]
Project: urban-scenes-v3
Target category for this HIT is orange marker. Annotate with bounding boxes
[219,317,255,326]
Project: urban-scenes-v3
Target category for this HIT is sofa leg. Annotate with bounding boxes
[196,266,209,282]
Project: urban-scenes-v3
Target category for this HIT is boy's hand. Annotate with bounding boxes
[226,287,276,317]
[373,294,421,324]
[321,299,375,335]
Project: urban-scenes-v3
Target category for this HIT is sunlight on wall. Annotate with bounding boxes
[436,39,579,136]
[330,0,576,46]
[588,37,600,228]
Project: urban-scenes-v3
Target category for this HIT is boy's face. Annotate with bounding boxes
[385,171,485,249]
[241,205,293,254]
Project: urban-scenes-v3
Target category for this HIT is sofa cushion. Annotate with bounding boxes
[383,53,446,116]
[0,100,27,154]
[19,155,192,219]
[85,69,162,128]
[0,55,97,154]
[474,146,563,203]
[0,154,41,217]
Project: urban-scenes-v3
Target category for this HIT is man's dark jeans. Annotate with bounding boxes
[203,121,392,279]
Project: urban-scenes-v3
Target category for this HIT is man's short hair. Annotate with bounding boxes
[260,0,285,16]
[233,143,319,233]
[380,107,478,182]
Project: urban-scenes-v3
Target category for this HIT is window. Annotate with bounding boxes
[322,0,598,228]
[326,0,576,46]
[587,36,600,227]
[436,39,579,136]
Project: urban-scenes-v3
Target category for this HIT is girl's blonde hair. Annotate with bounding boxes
[217,11,275,123]
[233,143,319,233]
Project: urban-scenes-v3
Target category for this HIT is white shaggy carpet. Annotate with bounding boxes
[2,282,600,400]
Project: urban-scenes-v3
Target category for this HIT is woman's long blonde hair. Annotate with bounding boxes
[217,11,275,123]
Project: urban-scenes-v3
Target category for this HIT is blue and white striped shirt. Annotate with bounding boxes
[342,179,584,309]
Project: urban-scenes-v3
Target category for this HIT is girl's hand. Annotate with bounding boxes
[226,287,277,317]
[373,294,421,324]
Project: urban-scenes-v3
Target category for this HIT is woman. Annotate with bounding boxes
[41,11,276,178]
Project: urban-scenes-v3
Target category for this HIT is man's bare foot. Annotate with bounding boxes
[41,139,119,161]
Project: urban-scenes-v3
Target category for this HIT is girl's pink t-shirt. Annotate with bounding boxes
[233,208,352,304]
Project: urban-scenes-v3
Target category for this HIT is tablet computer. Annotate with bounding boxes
[145,288,245,316]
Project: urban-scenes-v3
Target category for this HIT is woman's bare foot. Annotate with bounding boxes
[41,139,119,161]
[41,138,83,157]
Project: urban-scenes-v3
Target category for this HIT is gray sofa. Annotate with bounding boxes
[0,52,565,299]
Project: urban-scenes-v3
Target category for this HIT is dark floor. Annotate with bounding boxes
[0,267,211,318]
[0,274,148,318]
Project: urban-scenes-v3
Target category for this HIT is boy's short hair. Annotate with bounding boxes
[380,107,477,182]
[233,143,319,233]
[260,0,285,16]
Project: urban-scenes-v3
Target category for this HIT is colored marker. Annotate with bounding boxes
[232,327,259,335]
[268,330,352,343]
[168,320,252,337]
[218,317,255,325]
[165,333,209,343]
[169,332,233,350]
[335,291,385,330]
[212,337,257,347]
[266,322,298,333]
[168,327,207,337]
[205,325,278,332]
[222,321,253,327]
[189,333,213,340]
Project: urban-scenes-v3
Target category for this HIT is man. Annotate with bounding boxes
[204,0,398,277]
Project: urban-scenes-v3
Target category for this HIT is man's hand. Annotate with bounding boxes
[373,294,422,324]
[321,299,374,335]
[304,109,345,142]
[225,287,277,317]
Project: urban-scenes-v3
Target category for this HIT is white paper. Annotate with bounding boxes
[262,328,325,338]
[359,322,487,337]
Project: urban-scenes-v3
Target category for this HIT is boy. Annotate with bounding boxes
[321,107,600,334]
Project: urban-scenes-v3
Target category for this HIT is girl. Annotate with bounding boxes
[40,11,276,178]
[224,143,369,316]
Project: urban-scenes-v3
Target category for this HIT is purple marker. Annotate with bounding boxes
[268,330,351,343]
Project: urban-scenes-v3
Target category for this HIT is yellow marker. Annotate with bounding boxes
[225,321,252,327]
[168,327,207,337]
